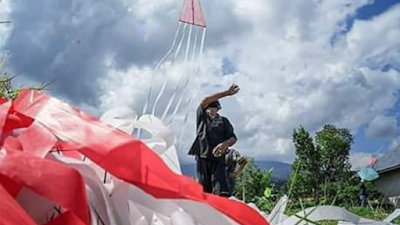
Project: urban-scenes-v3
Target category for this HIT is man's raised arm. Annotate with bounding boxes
[200,84,240,109]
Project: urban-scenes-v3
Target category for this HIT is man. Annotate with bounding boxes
[359,180,368,207]
[188,84,239,196]
[224,148,247,197]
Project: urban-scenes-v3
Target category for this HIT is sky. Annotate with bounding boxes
[1,0,400,165]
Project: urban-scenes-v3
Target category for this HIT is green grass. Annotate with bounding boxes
[349,207,400,224]
[285,205,400,225]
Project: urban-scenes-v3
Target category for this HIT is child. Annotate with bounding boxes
[224,148,247,197]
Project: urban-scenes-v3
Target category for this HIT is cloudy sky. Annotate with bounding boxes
[1,0,400,165]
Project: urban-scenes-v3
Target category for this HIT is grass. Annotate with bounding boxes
[285,205,400,225]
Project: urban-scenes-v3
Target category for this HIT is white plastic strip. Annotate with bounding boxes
[141,22,183,122]
[160,24,195,121]
[384,209,400,223]
[280,206,392,225]
[167,27,206,126]
[151,23,188,117]
[191,27,199,62]
[184,25,193,63]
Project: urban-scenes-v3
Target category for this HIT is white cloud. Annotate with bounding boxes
[389,134,400,151]
[366,115,399,138]
[3,0,400,164]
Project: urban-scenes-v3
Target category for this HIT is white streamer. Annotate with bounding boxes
[167,27,206,126]
[151,23,188,117]
[139,23,184,138]
[142,23,183,117]
[172,28,207,151]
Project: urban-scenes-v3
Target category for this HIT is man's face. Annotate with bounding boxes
[207,107,219,117]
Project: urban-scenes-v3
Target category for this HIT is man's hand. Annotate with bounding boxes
[228,171,238,179]
[200,84,240,109]
[212,143,228,157]
[227,84,240,96]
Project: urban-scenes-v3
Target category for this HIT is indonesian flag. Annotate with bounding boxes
[0,90,269,225]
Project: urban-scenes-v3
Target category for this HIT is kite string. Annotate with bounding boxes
[138,23,183,138]
[174,27,206,151]
[168,28,206,128]
[142,22,183,117]
[0,21,15,53]
[184,23,193,63]
[168,27,205,126]
[191,25,199,61]
[151,23,188,117]
[165,26,199,124]
[161,25,194,121]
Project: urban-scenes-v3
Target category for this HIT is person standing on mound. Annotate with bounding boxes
[224,148,248,197]
[188,84,239,196]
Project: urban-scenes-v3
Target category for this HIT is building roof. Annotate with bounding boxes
[374,147,400,173]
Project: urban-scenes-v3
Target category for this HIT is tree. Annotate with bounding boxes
[288,126,321,204]
[315,124,354,204]
[288,125,355,205]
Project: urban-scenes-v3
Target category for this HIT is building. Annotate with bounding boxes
[373,148,400,205]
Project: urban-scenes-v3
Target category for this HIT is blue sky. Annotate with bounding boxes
[357,0,400,20]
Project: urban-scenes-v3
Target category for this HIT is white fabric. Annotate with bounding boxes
[384,209,400,223]
[100,109,181,175]
[42,154,247,225]
[267,195,289,225]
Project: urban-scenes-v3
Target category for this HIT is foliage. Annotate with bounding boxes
[0,55,49,100]
[288,126,321,203]
[234,158,277,212]
[316,125,354,204]
[0,75,20,100]
[350,207,400,224]
[288,125,371,206]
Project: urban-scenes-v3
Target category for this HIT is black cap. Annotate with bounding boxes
[208,100,221,110]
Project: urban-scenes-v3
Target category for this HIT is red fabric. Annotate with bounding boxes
[61,150,83,160]
[0,150,90,225]
[11,90,269,225]
[0,174,21,198]
[3,111,34,133]
[55,141,85,160]
[0,184,38,225]
[17,121,57,157]
[0,101,12,140]
[180,0,207,27]
[0,97,7,105]
[3,136,23,151]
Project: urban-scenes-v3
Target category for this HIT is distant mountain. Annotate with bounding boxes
[253,161,292,182]
[181,161,291,182]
